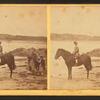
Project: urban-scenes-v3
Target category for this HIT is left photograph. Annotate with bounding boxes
[0,6,47,90]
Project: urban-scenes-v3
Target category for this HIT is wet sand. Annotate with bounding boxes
[0,57,47,90]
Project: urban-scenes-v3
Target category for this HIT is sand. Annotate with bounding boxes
[0,57,47,90]
[50,59,100,90]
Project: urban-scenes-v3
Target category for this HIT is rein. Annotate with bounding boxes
[58,57,62,61]
[58,57,64,64]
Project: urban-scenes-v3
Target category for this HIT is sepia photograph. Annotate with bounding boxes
[0,6,47,90]
[50,6,100,90]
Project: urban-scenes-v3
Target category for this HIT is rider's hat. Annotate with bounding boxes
[74,41,78,44]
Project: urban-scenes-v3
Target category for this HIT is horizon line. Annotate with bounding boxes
[0,33,47,37]
[51,33,100,37]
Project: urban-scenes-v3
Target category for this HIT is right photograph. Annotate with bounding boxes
[50,6,100,90]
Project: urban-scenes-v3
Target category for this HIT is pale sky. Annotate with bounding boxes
[0,6,47,36]
[51,6,100,36]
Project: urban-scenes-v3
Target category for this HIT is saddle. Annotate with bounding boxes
[75,53,80,58]
[72,54,81,66]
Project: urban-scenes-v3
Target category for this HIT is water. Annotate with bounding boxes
[2,40,47,53]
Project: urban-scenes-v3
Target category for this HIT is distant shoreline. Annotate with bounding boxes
[51,39,100,42]
[2,39,47,43]
[0,34,47,42]
[51,33,100,41]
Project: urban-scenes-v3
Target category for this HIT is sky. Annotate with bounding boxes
[0,6,47,36]
[51,6,100,36]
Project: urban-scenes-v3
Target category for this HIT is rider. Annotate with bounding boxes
[0,42,3,62]
[72,41,79,64]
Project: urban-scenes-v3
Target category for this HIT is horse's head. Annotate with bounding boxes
[55,48,71,60]
[55,49,61,60]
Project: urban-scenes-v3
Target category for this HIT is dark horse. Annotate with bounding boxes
[0,53,16,78]
[55,49,92,80]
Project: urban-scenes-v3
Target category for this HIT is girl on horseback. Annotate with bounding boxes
[72,41,80,64]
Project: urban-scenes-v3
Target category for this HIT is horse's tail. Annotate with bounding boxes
[88,56,93,70]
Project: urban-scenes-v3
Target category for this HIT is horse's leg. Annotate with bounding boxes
[87,69,89,79]
[67,66,70,80]
[69,66,72,80]
[84,65,89,79]
[9,67,12,78]
[7,64,13,78]
[68,67,69,80]
[70,67,72,79]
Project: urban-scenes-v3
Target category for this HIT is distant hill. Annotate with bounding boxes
[87,48,100,57]
[9,47,47,58]
[51,33,100,41]
[0,34,47,42]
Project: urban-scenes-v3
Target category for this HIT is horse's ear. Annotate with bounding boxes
[58,48,61,51]
[59,48,62,51]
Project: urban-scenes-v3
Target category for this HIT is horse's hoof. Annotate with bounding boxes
[68,78,72,80]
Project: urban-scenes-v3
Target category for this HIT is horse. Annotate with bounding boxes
[55,48,93,80]
[0,53,16,78]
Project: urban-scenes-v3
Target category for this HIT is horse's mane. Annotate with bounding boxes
[58,48,71,55]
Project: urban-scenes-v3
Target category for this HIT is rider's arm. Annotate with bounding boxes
[72,47,79,54]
